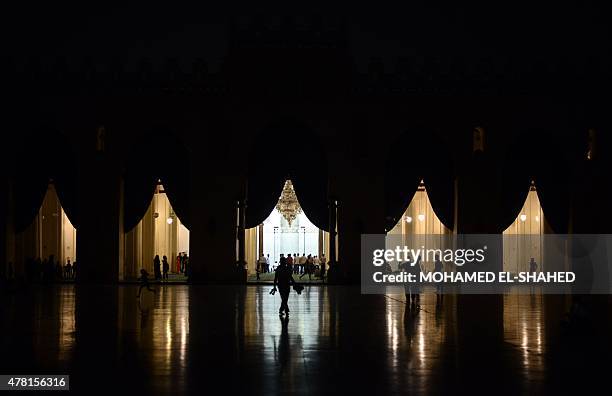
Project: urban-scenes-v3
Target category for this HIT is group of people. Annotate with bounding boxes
[392,256,542,311]
[395,257,444,310]
[257,253,327,281]
[176,252,189,274]
[153,252,189,281]
[22,255,77,283]
[257,254,272,274]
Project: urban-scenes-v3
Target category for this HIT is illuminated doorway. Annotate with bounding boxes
[15,182,77,280]
[502,186,547,366]
[387,182,451,272]
[123,182,190,281]
[246,179,329,282]
[503,184,545,275]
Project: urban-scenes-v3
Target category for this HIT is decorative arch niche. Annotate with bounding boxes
[502,183,546,274]
[13,128,78,279]
[387,181,452,272]
[122,128,191,280]
[243,121,330,280]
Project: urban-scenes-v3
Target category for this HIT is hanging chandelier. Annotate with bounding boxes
[276,179,302,226]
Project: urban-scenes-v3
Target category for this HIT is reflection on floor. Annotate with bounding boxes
[247,271,324,284]
[122,273,189,283]
[1,285,610,394]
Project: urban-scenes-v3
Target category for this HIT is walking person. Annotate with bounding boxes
[319,254,327,281]
[153,255,161,280]
[300,254,314,281]
[528,257,538,293]
[271,255,297,316]
[289,254,295,274]
[137,268,156,313]
[287,253,294,274]
[136,269,155,298]
[162,255,170,281]
[407,257,423,310]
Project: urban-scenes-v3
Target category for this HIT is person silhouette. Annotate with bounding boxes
[529,257,538,273]
[162,255,169,281]
[64,259,72,279]
[403,301,420,352]
[319,254,327,281]
[402,257,422,310]
[153,255,161,280]
[71,261,77,280]
[137,269,155,298]
[272,255,296,316]
[137,269,155,315]
[277,314,290,373]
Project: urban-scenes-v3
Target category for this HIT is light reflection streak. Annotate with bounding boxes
[385,290,451,393]
[503,291,545,377]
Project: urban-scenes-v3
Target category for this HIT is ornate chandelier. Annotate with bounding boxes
[276,179,302,226]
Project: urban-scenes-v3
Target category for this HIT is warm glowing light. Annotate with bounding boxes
[276,179,302,226]
[405,216,413,223]
[535,215,540,222]
[520,214,527,222]
[167,217,174,224]
[417,214,425,222]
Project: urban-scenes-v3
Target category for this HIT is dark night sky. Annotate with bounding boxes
[3,3,609,72]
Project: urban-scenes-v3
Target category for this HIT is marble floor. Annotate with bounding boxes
[1,285,610,395]
[247,271,324,283]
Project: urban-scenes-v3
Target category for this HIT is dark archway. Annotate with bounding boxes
[245,120,329,230]
[123,128,192,232]
[384,126,455,232]
[572,128,612,234]
[13,128,78,233]
[501,128,578,234]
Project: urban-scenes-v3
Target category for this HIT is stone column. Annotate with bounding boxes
[327,197,338,280]
[258,224,264,257]
[189,167,238,283]
[141,199,154,274]
[123,222,141,280]
[187,120,242,283]
[76,152,122,283]
[455,151,505,352]
[237,199,246,265]
[0,170,15,277]
[569,141,612,328]
[318,228,323,258]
